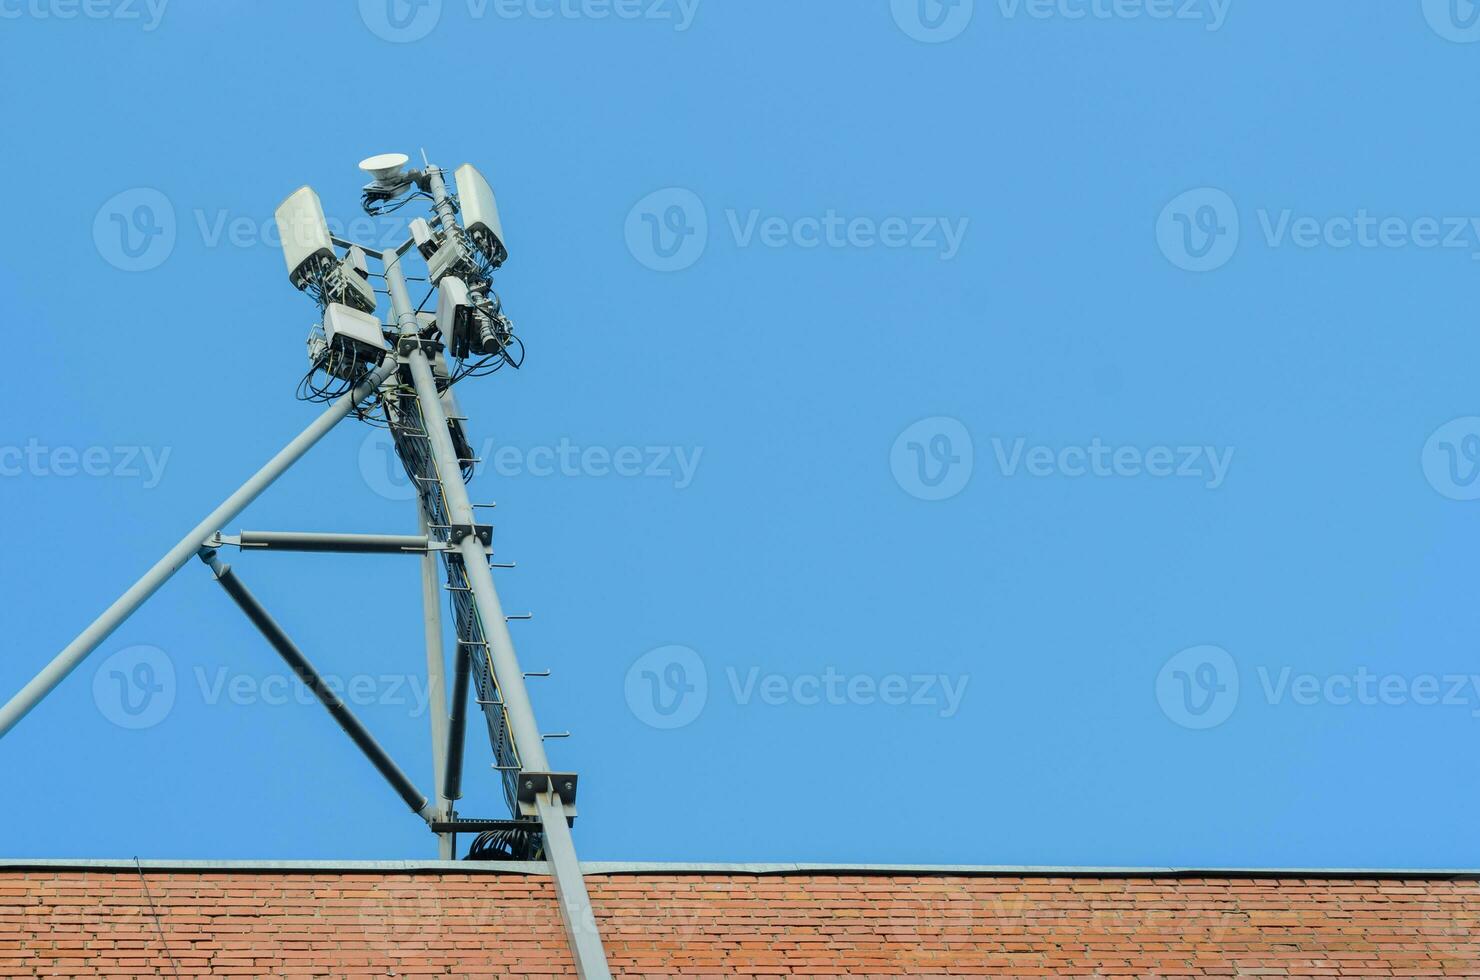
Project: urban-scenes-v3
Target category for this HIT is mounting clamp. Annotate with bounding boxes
[517,771,578,807]
[449,523,494,547]
[397,334,444,356]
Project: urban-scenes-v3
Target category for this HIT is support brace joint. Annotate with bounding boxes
[517,772,578,807]
[397,335,444,356]
[450,524,494,547]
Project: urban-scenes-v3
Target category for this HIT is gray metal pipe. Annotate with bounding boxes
[204,553,434,823]
[403,168,611,980]
[443,642,472,802]
[425,167,462,246]
[382,243,550,775]
[404,350,552,775]
[382,243,423,337]
[536,789,610,979]
[237,531,433,554]
[417,506,453,860]
[0,358,398,741]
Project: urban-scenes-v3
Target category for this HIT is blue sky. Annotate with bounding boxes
[1,1,1479,869]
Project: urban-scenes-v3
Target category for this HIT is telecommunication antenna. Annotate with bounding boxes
[0,153,612,978]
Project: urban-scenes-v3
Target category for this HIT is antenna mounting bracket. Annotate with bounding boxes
[517,772,578,807]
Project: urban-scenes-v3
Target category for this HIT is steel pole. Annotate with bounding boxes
[536,789,610,978]
[425,167,461,243]
[381,238,550,774]
[0,358,398,741]
[443,641,472,802]
[235,531,433,554]
[403,350,551,774]
[382,242,609,978]
[418,505,454,860]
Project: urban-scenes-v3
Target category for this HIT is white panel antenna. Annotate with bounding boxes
[436,276,474,355]
[409,217,438,259]
[319,303,390,380]
[454,163,507,268]
[427,234,470,284]
[274,186,335,286]
[323,302,388,355]
[337,245,377,314]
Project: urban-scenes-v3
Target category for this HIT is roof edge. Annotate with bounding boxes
[1,858,1477,880]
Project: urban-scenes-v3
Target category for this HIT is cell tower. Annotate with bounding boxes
[0,152,613,977]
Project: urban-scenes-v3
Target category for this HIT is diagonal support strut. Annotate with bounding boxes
[0,357,399,741]
[198,549,436,824]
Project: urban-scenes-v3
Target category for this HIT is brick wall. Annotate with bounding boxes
[2,867,1479,977]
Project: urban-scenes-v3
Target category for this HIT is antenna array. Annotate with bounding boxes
[0,152,613,978]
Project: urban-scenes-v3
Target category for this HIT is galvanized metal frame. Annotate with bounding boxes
[380,222,613,977]
[0,158,613,980]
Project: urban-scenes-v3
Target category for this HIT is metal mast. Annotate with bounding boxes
[0,152,612,978]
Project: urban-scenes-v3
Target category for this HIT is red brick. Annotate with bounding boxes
[0,872,1477,976]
